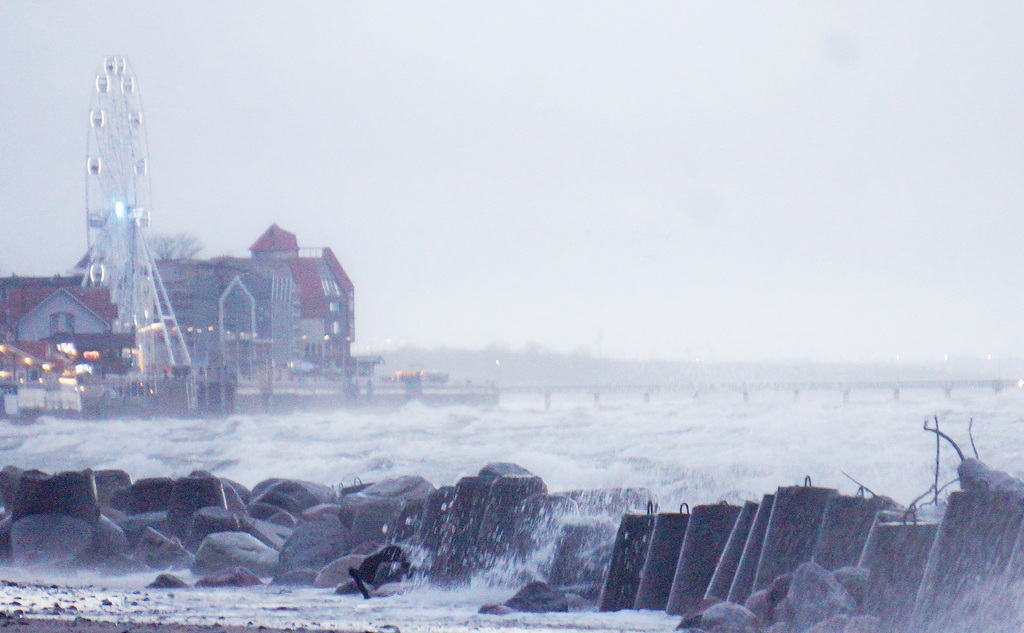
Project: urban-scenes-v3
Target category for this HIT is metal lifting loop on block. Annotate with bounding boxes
[680,502,690,515]
[647,500,656,515]
[804,476,813,487]
[857,485,866,498]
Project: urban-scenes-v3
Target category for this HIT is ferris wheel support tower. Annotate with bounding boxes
[82,55,191,374]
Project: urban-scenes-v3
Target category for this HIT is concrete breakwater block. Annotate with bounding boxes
[598,513,656,612]
[633,511,690,610]
[858,517,938,633]
[424,476,491,583]
[812,494,898,571]
[548,516,618,590]
[727,493,775,605]
[751,484,837,593]
[705,500,759,602]
[909,490,1024,632]
[665,502,742,616]
[14,469,100,525]
[477,475,548,565]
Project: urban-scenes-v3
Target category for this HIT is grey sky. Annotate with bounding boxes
[2,2,1023,362]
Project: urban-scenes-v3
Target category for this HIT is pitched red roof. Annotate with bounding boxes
[322,248,354,295]
[249,224,299,254]
[287,258,328,319]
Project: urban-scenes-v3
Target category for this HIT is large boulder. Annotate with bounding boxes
[240,516,292,551]
[784,562,856,633]
[115,511,169,545]
[11,513,95,566]
[167,475,227,538]
[958,458,1024,499]
[479,463,535,480]
[276,515,348,574]
[679,602,759,633]
[504,581,569,613]
[133,526,192,570]
[315,554,367,588]
[358,475,435,502]
[251,479,337,516]
[109,477,174,515]
[195,566,263,587]
[338,496,403,550]
[187,506,241,549]
[192,531,279,577]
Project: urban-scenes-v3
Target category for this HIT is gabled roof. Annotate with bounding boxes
[14,287,116,330]
[249,224,299,254]
[0,278,115,332]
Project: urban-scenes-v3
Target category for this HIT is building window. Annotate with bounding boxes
[50,312,75,335]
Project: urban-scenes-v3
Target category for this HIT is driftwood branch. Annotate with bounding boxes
[923,417,966,462]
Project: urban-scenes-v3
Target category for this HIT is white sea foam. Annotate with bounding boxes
[0,385,1021,630]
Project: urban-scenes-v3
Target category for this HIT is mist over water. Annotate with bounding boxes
[5,386,1021,508]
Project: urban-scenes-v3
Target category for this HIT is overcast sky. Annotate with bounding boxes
[2,2,1023,362]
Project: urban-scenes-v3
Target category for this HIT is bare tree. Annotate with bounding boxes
[148,233,203,260]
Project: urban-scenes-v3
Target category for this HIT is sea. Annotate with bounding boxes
[0,385,1021,631]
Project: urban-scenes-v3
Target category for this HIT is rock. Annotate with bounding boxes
[11,513,95,566]
[193,531,279,577]
[267,510,298,527]
[221,481,249,516]
[505,581,569,613]
[251,479,337,516]
[221,478,251,505]
[479,603,514,615]
[958,458,1024,499]
[358,545,410,587]
[247,500,288,521]
[147,573,189,589]
[276,515,348,574]
[315,554,367,588]
[110,477,174,515]
[93,470,132,508]
[302,503,342,521]
[831,566,868,608]
[13,469,100,524]
[133,526,192,570]
[195,566,263,587]
[339,496,404,549]
[167,475,227,538]
[271,569,318,586]
[358,476,436,502]
[187,506,241,548]
[335,579,364,595]
[240,516,291,551]
[77,515,129,564]
[679,602,759,633]
[116,511,169,545]
[744,590,773,625]
[479,463,535,480]
[786,562,856,633]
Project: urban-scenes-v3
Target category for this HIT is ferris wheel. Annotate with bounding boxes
[83,55,191,372]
